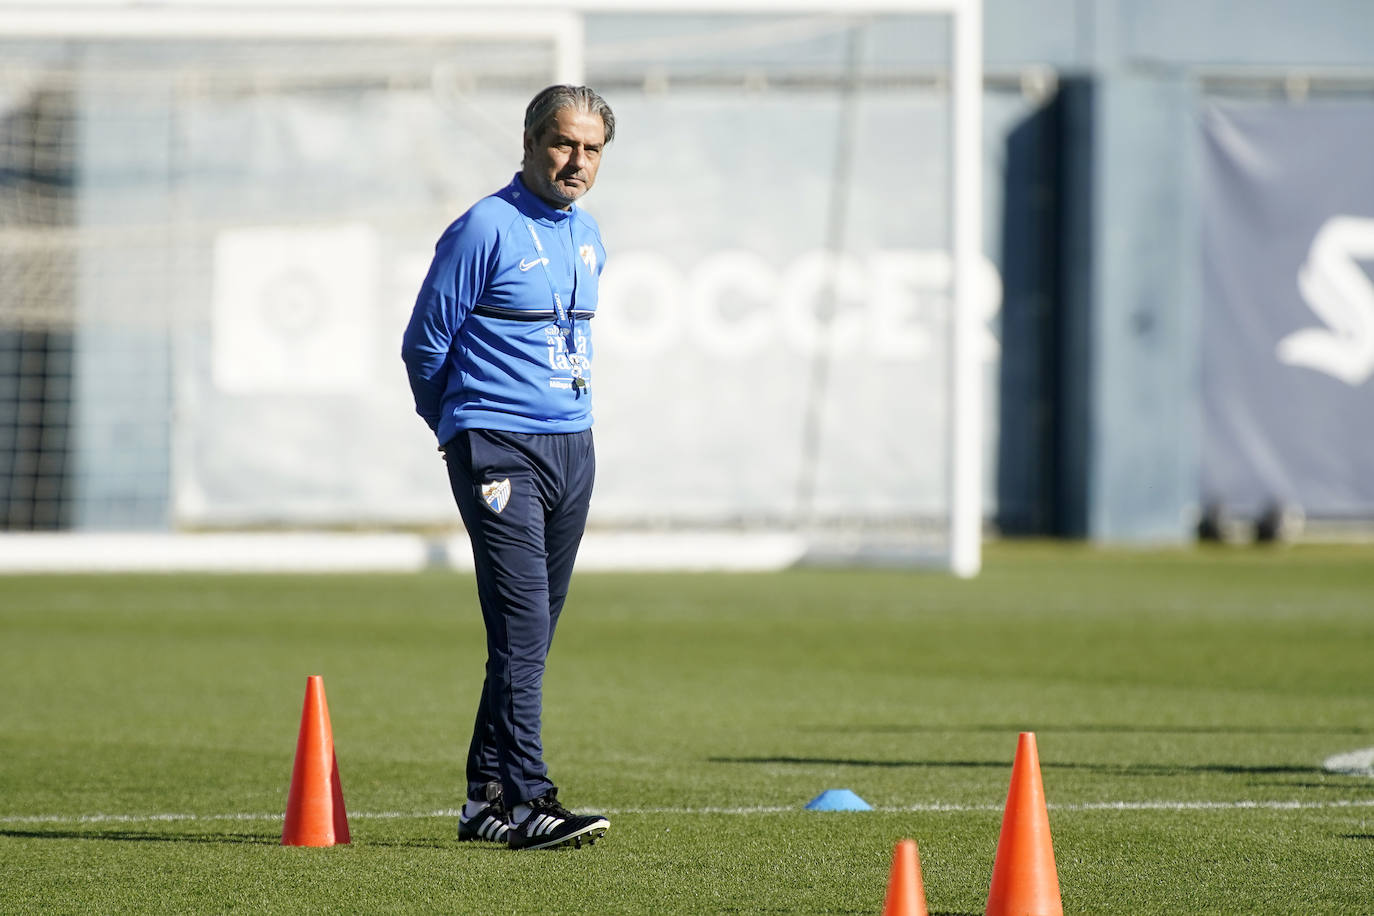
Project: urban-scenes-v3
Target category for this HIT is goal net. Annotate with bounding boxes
[0,2,984,573]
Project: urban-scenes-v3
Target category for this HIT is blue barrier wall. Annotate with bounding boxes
[986,0,1374,541]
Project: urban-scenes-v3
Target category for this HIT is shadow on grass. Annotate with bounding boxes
[0,829,452,850]
[0,828,278,846]
[1253,780,1374,791]
[716,909,974,916]
[709,756,1324,776]
[800,723,1370,737]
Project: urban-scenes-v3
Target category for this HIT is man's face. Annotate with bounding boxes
[521,106,606,209]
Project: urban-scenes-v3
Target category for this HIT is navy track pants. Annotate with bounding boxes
[443,427,595,806]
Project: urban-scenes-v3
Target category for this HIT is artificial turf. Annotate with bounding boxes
[1,542,1371,913]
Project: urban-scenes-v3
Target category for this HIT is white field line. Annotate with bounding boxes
[5,798,1374,827]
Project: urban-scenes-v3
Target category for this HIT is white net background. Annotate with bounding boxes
[0,13,991,553]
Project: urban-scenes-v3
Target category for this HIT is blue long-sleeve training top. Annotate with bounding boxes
[402,173,605,445]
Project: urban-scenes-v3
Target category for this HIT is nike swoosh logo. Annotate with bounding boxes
[519,257,549,272]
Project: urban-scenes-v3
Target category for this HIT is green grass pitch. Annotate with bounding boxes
[2,542,1372,914]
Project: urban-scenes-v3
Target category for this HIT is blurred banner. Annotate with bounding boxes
[168,19,983,531]
[185,87,982,528]
[2,15,990,537]
[1201,102,1374,518]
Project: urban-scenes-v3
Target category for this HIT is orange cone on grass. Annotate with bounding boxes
[281,675,350,846]
[881,839,929,916]
[985,732,1061,916]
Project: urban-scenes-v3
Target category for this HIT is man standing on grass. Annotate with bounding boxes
[401,85,614,851]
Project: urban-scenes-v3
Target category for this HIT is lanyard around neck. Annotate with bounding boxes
[523,217,587,389]
[523,218,572,324]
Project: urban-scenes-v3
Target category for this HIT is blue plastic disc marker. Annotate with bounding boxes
[805,788,873,811]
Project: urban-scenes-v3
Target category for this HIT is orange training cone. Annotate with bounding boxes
[881,839,929,916]
[985,732,1061,916]
[281,675,350,846]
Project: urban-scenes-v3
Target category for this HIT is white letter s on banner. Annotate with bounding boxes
[1277,215,1374,386]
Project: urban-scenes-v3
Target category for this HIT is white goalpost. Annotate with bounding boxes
[0,0,984,575]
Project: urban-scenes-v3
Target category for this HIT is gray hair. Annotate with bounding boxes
[523,84,615,146]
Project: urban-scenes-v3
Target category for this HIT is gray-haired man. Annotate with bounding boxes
[402,85,615,851]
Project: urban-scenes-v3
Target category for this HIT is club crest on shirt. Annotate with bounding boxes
[579,244,597,274]
[481,478,511,514]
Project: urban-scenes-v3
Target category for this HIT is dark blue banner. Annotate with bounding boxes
[1201,102,1374,518]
